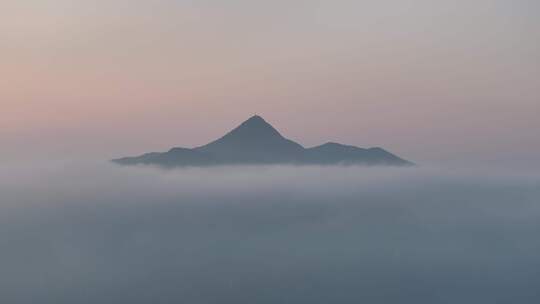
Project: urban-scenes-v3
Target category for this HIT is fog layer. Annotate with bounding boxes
[1,162,539,303]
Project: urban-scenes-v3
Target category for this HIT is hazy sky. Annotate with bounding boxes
[1,0,539,166]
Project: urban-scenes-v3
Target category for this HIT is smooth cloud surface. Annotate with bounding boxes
[1,162,540,303]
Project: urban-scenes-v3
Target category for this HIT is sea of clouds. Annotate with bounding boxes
[1,161,539,303]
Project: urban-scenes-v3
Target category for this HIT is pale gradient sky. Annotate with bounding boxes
[1,0,539,167]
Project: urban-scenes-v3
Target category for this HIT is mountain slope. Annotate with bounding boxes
[194,115,305,163]
[112,115,413,167]
[113,147,216,167]
[305,143,410,166]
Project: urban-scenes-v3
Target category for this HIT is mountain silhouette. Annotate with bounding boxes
[113,115,413,167]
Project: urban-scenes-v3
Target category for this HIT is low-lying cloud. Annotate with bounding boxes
[1,162,539,303]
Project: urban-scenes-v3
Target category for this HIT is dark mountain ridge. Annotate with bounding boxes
[113,115,413,167]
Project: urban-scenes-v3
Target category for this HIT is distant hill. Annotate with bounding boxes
[112,115,413,167]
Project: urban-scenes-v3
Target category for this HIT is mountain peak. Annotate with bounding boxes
[239,115,271,129]
[227,115,281,139]
[113,115,413,167]
[246,114,264,122]
[195,115,299,150]
[193,115,305,162]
